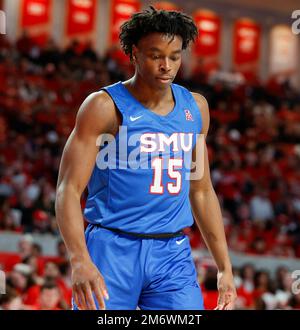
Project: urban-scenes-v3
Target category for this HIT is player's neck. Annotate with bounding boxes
[125,76,172,106]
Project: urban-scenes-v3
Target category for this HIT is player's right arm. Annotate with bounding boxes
[55,91,118,310]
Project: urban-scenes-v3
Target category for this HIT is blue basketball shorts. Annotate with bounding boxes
[72,224,204,310]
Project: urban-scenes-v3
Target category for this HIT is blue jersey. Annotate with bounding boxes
[84,81,202,234]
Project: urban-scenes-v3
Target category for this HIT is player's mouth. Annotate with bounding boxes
[156,76,173,83]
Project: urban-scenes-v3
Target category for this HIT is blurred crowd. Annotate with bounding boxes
[1,233,299,310]
[0,33,300,309]
[198,261,300,310]
[0,234,71,310]
[185,68,300,258]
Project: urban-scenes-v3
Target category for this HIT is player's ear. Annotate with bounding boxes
[132,45,138,62]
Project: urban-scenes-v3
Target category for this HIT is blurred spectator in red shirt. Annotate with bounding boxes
[7,263,40,307]
[34,282,61,310]
[236,264,255,308]
[201,267,219,310]
[43,261,71,308]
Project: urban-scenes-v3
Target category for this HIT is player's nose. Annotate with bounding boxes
[159,58,171,72]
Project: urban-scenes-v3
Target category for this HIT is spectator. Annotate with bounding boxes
[56,239,68,260]
[35,282,61,310]
[201,267,219,310]
[7,263,40,307]
[18,234,34,260]
[0,286,24,310]
[252,270,274,302]
[236,264,255,308]
[23,255,44,285]
[250,187,275,222]
[32,243,43,257]
[289,292,300,309]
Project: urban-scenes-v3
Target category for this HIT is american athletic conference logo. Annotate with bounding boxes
[184,109,194,121]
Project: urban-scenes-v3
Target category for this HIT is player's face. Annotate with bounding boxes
[133,33,183,89]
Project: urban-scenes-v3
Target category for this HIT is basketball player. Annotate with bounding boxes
[55,7,237,310]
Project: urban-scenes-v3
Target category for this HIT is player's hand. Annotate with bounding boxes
[71,258,109,310]
[215,269,237,310]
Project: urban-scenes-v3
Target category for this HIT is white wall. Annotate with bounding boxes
[95,0,111,57]
[52,0,65,45]
[3,0,21,42]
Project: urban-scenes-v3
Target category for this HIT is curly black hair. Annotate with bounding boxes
[119,6,198,60]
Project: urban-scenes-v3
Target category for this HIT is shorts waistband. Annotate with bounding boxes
[94,223,185,239]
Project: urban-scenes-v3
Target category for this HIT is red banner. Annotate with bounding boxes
[110,0,141,44]
[152,1,180,11]
[66,0,96,36]
[193,10,221,57]
[233,19,260,66]
[21,0,51,27]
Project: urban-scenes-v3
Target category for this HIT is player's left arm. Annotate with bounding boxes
[189,92,237,310]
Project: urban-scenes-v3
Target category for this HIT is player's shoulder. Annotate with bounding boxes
[189,91,209,122]
[190,92,209,111]
[80,90,115,115]
[189,91,210,136]
[75,90,118,134]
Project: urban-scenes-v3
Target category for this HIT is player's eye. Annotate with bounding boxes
[151,55,161,60]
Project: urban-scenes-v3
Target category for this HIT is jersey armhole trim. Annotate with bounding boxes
[100,88,126,128]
